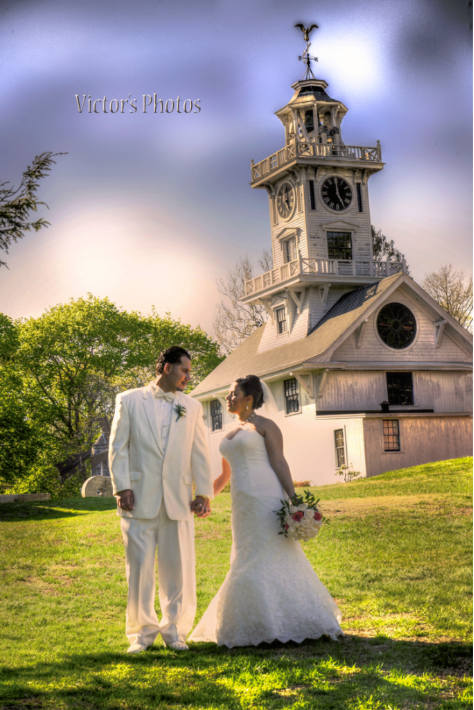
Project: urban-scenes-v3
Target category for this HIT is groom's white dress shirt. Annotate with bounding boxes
[109,381,213,647]
[152,385,174,453]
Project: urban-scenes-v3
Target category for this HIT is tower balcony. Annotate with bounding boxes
[251,140,382,186]
[243,255,406,302]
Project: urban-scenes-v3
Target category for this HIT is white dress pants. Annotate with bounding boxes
[120,502,196,646]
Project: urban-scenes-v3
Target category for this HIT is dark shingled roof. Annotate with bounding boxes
[192,272,403,398]
[296,85,336,102]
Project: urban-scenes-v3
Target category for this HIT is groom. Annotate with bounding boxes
[109,345,213,653]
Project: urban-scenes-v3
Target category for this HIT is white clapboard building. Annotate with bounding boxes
[192,51,473,485]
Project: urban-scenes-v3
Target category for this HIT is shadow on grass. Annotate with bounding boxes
[0,637,471,710]
[0,497,117,522]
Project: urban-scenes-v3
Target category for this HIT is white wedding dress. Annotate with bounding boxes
[189,428,343,648]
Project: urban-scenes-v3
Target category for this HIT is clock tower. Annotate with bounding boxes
[242,26,406,350]
[191,25,473,487]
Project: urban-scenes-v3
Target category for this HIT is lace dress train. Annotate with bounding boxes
[189,429,342,648]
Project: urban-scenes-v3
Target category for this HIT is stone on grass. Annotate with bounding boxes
[81,476,114,498]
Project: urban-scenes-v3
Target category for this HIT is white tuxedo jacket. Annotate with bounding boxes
[108,383,213,520]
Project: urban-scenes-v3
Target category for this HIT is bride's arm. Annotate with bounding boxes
[263,421,295,498]
[213,458,231,496]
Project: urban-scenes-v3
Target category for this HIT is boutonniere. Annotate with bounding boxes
[175,404,187,422]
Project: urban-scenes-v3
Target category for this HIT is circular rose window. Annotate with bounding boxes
[376,303,417,349]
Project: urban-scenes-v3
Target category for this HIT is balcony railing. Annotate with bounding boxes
[251,140,382,182]
[245,257,405,297]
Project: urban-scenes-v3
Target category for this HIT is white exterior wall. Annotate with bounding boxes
[257,289,311,354]
[271,174,308,268]
[305,166,373,261]
[203,380,367,487]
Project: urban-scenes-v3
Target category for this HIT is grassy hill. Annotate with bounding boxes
[0,457,472,710]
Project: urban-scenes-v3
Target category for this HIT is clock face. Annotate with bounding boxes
[276,182,295,219]
[321,176,352,211]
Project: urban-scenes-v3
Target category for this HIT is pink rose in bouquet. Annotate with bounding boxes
[292,511,304,522]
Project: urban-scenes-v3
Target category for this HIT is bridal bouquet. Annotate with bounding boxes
[274,490,324,542]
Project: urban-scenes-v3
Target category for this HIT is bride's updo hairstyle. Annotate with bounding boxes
[235,375,264,410]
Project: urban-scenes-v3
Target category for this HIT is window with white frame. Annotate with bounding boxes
[276,307,287,334]
[284,378,300,414]
[327,231,352,260]
[334,429,346,467]
[284,237,297,264]
[210,399,223,432]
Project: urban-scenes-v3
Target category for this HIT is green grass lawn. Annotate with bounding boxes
[0,457,472,710]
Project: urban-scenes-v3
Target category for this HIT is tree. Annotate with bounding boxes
[214,250,272,355]
[0,362,51,488]
[371,225,410,275]
[423,265,473,333]
[0,152,64,268]
[1,296,222,494]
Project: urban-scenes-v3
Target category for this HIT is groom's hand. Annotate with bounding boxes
[191,496,211,518]
[116,489,135,512]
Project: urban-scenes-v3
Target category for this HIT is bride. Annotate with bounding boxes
[190,375,343,648]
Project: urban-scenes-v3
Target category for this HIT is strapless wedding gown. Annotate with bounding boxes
[189,429,343,648]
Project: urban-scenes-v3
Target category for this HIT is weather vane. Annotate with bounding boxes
[294,23,318,80]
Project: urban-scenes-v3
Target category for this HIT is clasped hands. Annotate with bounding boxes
[116,490,211,518]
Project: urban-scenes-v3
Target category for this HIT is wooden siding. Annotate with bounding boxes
[363,415,473,477]
[257,289,311,354]
[304,167,373,261]
[316,370,473,414]
[271,175,308,269]
[332,288,471,363]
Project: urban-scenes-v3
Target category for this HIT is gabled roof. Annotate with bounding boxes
[192,273,400,397]
[192,272,472,398]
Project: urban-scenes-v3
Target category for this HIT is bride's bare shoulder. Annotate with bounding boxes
[255,415,281,435]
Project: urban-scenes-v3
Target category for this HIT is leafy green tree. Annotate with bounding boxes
[0,152,64,268]
[16,295,222,450]
[1,296,222,495]
[371,225,410,275]
[0,313,19,362]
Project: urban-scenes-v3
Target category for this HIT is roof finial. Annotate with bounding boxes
[294,23,319,80]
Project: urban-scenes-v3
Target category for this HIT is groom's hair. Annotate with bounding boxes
[156,346,191,374]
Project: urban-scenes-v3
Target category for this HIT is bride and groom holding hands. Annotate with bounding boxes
[109,345,342,653]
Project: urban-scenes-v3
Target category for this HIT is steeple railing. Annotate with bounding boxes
[251,140,382,182]
[245,257,405,297]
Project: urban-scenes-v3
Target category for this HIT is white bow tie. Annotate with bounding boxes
[154,388,175,403]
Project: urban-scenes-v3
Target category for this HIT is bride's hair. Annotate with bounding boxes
[235,375,264,410]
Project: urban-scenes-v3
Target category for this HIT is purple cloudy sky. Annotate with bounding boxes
[0,0,472,334]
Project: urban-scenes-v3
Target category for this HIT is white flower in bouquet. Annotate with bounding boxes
[274,489,326,541]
